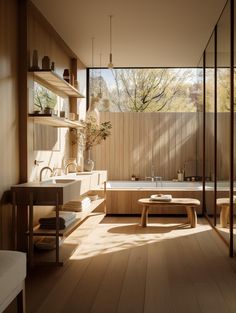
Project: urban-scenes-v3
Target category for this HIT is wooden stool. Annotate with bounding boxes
[138,198,200,228]
[216,198,232,228]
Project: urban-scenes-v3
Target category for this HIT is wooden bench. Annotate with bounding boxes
[138,198,200,228]
[216,198,235,228]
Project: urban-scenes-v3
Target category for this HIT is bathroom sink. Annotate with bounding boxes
[42,179,76,184]
[11,173,94,205]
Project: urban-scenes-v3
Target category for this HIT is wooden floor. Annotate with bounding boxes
[17,214,236,313]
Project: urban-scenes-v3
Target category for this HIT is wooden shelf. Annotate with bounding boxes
[28,114,85,128]
[30,198,105,237]
[30,70,85,98]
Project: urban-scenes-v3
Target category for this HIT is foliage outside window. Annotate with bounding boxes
[33,82,57,112]
[89,68,204,112]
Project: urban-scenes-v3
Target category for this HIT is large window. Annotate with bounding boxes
[89,68,201,112]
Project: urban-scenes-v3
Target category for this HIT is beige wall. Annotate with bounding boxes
[0,0,86,249]
[0,0,19,248]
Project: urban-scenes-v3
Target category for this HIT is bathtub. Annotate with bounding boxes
[101,180,203,215]
[106,180,203,190]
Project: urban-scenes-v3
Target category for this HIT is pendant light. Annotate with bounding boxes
[108,15,114,69]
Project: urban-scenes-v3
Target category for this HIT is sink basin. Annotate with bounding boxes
[42,179,76,184]
[12,175,92,205]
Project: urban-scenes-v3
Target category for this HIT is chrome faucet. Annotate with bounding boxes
[151,164,156,180]
[145,164,162,186]
[145,165,157,181]
[39,166,53,182]
[65,162,77,175]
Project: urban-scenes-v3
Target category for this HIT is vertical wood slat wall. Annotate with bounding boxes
[92,112,199,180]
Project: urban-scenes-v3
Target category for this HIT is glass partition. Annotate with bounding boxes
[216,2,231,242]
[205,32,215,224]
[233,0,236,253]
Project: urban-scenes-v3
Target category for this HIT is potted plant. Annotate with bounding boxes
[84,120,112,171]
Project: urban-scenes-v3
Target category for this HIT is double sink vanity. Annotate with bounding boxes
[11,170,107,266]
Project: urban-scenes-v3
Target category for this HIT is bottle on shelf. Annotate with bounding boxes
[31,49,40,70]
[63,69,70,83]
[42,56,50,70]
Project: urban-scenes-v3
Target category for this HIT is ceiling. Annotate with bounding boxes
[31,0,227,68]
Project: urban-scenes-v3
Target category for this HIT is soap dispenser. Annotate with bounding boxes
[177,169,184,182]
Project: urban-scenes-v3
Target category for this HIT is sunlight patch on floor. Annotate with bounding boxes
[69,217,211,260]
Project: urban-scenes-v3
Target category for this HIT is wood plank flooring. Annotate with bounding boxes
[18,215,236,313]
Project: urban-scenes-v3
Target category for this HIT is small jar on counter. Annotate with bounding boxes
[177,169,184,182]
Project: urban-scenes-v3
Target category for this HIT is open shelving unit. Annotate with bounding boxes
[29,70,85,128]
[30,70,85,98]
[31,198,105,238]
[12,173,107,266]
[28,114,85,128]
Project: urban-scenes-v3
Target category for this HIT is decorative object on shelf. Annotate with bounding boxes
[74,79,79,90]
[42,56,50,70]
[84,148,94,172]
[51,62,55,71]
[31,49,40,70]
[33,109,41,115]
[69,112,75,121]
[60,111,65,118]
[107,15,114,69]
[63,69,70,83]
[44,106,53,115]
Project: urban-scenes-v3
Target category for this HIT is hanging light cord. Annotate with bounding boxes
[91,37,95,95]
[91,37,94,68]
[99,53,102,91]
[109,15,112,61]
[108,15,113,68]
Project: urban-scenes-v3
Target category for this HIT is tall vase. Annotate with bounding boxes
[84,148,94,172]
[86,96,100,125]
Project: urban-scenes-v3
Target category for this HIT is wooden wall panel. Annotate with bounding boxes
[93,112,200,181]
[0,0,19,249]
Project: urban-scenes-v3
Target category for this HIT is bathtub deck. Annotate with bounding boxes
[17,215,236,313]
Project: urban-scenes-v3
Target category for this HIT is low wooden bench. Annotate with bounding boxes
[216,198,235,228]
[138,198,200,228]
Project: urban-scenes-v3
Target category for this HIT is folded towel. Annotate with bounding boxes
[39,211,76,229]
[150,194,172,202]
[39,218,76,230]
[62,199,91,212]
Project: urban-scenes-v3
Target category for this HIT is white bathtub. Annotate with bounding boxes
[106,180,203,190]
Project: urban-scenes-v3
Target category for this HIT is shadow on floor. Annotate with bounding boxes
[107,222,191,234]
